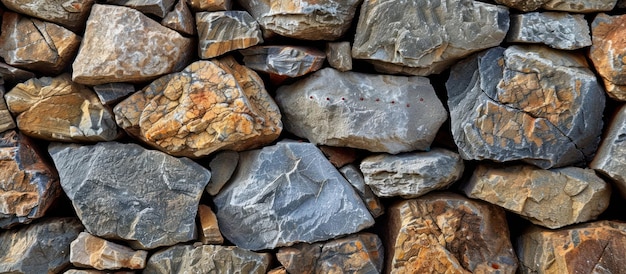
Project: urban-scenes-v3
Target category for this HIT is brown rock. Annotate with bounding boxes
[591,105,626,198]
[0,0,94,32]
[0,86,16,133]
[0,63,35,86]
[0,12,81,75]
[0,130,60,228]
[161,0,195,35]
[386,193,518,274]
[198,204,223,245]
[72,4,193,85]
[590,13,626,101]
[267,267,287,274]
[495,0,546,11]
[114,56,282,158]
[190,0,232,11]
[319,145,358,168]
[496,0,617,12]
[196,11,263,59]
[70,232,148,270]
[517,221,626,273]
[325,42,352,72]
[5,74,120,142]
[105,0,175,18]
[240,45,325,78]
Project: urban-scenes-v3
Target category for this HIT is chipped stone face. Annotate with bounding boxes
[105,0,175,18]
[495,0,546,11]
[198,204,223,245]
[72,4,193,85]
[93,83,135,105]
[325,42,352,72]
[386,193,518,273]
[214,141,374,251]
[590,13,626,101]
[353,0,509,75]
[0,0,95,32]
[114,57,282,158]
[591,105,626,198]
[190,0,232,11]
[447,46,605,169]
[507,12,591,50]
[161,0,195,35]
[70,232,148,270]
[205,150,238,196]
[276,68,447,154]
[5,74,120,142]
[0,87,16,133]
[339,165,384,218]
[542,0,617,12]
[464,164,611,229]
[240,46,325,78]
[64,270,135,274]
[49,142,211,249]
[196,11,263,59]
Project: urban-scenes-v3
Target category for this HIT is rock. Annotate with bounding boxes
[0,218,84,274]
[72,4,193,85]
[464,164,611,229]
[0,12,81,75]
[49,142,211,249]
[267,267,287,274]
[5,74,120,142]
[197,204,223,245]
[0,63,35,86]
[325,42,352,72]
[386,193,518,273]
[196,11,263,59]
[161,0,195,35]
[70,232,148,270]
[190,0,232,11]
[276,68,447,154]
[105,0,175,18]
[64,270,135,274]
[517,221,626,273]
[494,0,545,11]
[339,165,384,218]
[0,87,15,133]
[276,233,384,274]
[214,141,374,251]
[590,13,626,101]
[447,46,605,169]
[620,0,626,7]
[319,146,358,168]
[359,148,464,198]
[143,244,271,273]
[507,12,591,50]
[352,0,509,76]
[93,83,136,105]
[238,0,362,40]
[496,0,617,12]
[205,150,239,196]
[114,57,282,158]
[591,105,626,198]
[240,46,325,78]
[0,0,94,32]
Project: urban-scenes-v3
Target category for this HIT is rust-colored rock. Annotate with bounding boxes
[114,56,282,158]
[70,232,148,270]
[190,0,232,11]
[590,13,626,101]
[161,0,195,35]
[0,0,94,32]
[319,146,358,168]
[198,204,223,245]
[196,11,263,59]
[240,45,325,78]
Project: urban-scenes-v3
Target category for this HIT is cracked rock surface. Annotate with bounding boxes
[0,0,94,32]
[496,0,617,12]
[196,11,263,59]
[240,45,325,78]
[590,13,626,101]
[507,12,591,50]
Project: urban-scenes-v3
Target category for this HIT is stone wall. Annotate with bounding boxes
[1,0,626,273]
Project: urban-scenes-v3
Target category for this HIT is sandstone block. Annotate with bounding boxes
[240,46,325,78]
[326,42,352,72]
[161,0,195,35]
[0,0,94,32]
[105,0,175,18]
[507,12,591,50]
[339,165,384,218]
[190,0,232,11]
[205,150,238,196]
[0,87,15,133]
[197,204,223,245]
[591,105,626,198]
[590,13,626,101]
[196,11,263,59]
[93,83,135,105]
[70,232,148,270]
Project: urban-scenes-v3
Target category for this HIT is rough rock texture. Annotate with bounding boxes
[590,13,626,101]
[507,12,591,50]
[326,42,352,72]
[276,68,447,154]
[197,204,223,245]
[0,0,94,32]
[161,0,195,35]
[0,218,83,274]
[72,4,193,85]
[447,46,605,169]
[214,141,375,251]
[386,193,518,273]
[276,233,384,274]
[0,130,60,228]
[591,105,626,198]
[205,150,239,196]
[496,0,617,12]
[319,146,358,168]
[190,0,232,11]
[0,87,16,133]
[268,267,287,274]
[5,74,120,142]
[464,164,611,229]
[240,46,325,78]
[360,148,464,199]
[517,221,626,273]
[352,0,509,75]
[0,12,81,75]
[495,0,545,11]
[93,83,135,105]
[339,165,384,218]
[64,270,135,274]
[197,11,263,59]
[49,142,211,249]
[114,57,282,158]
[238,0,363,40]
[105,0,175,18]
[70,232,148,270]
[143,244,271,274]
[0,63,36,85]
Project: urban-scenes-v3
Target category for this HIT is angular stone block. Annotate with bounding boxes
[197,11,263,59]
[591,105,626,198]
[205,150,238,196]
[507,12,591,50]
[325,42,352,72]
[93,83,135,105]
[198,204,223,245]
[240,45,325,78]
[590,13,626,101]
[0,0,94,32]
[161,0,195,35]
[105,0,175,18]
[339,165,384,218]
[70,232,148,270]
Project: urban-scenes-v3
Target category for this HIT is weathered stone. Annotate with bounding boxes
[319,146,358,168]
[70,232,148,270]
[325,42,352,72]
[0,12,81,75]
[0,86,15,133]
[72,4,193,85]
[0,63,35,85]
[517,221,626,273]
[276,68,447,154]
[542,0,617,12]
[240,46,325,78]
[619,0,626,7]
[464,164,611,229]
[352,0,509,76]
[93,83,136,105]
[507,12,591,50]
[143,244,271,273]
[494,0,545,11]
[161,0,195,35]
[0,0,94,32]
[339,165,384,218]
[267,267,287,274]
[591,105,626,198]
[386,193,518,273]
[360,148,464,199]
[238,0,362,40]
[196,11,263,59]
[190,0,232,11]
[114,57,282,158]
[0,218,83,274]
[205,150,238,196]
[65,270,135,274]
[105,0,175,18]
[214,141,374,251]
[197,204,223,245]
[447,46,605,169]
[49,142,211,249]
[590,13,626,101]
[276,233,384,274]
[5,74,120,142]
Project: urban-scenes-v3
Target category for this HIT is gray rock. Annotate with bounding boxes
[205,150,239,196]
[359,148,464,199]
[105,0,175,18]
[0,218,84,274]
[352,0,509,75]
[93,83,136,105]
[447,46,605,169]
[64,270,135,274]
[143,244,271,274]
[161,0,195,35]
[197,11,263,59]
[275,68,447,154]
[591,105,626,198]
[339,165,384,218]
[0,0,94,32]
[214,140,374,251]
[240,45,325,78]
[49,142,211,250]
[507,12,591,50]
[325,42,352,72]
